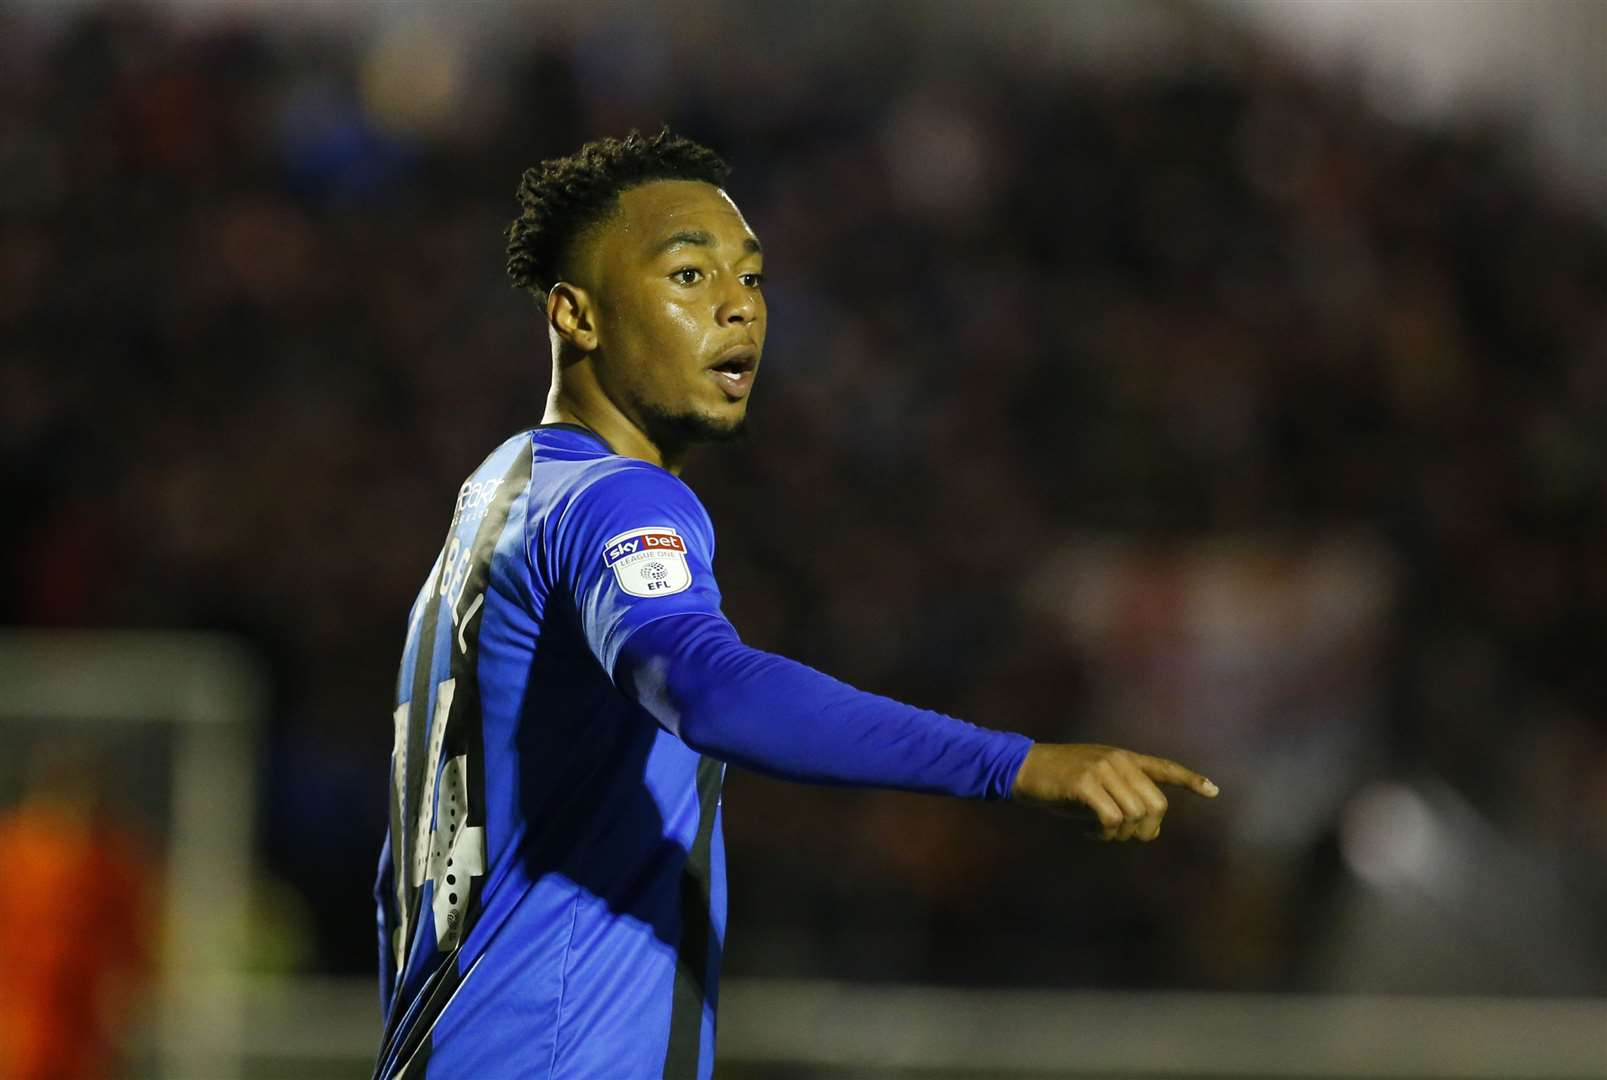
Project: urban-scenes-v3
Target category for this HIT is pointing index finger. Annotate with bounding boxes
[1137,754,1219,797]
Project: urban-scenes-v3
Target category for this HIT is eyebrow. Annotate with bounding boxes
[652,230,763,256]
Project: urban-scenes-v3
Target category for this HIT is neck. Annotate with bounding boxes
[542,381,687,475]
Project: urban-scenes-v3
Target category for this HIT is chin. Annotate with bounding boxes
[644,403,749,448]
[696,416,749,444]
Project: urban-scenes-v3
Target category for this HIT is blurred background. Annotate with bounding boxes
[0,0,1603,1077]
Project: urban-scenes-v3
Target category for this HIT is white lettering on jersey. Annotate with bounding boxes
[452,477,506,528]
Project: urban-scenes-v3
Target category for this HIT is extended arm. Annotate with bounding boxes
[564,464,1217,838]
[614,612,1030,800]
[614,612,1219,841]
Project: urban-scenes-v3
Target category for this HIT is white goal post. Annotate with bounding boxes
[0,629,264,1080]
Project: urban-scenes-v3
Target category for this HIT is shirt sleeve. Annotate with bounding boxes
[556,461,1032,801]
[615,612,1033,801]
[552,462,726,676]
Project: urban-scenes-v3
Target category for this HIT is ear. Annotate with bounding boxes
[546,282,599,353]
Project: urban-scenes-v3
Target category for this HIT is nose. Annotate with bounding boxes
[716,279,757,326]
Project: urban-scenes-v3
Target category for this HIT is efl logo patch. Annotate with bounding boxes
[602,527,692,597]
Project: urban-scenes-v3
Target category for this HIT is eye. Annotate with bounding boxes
[671,267,702,285]
[740,272,765,288]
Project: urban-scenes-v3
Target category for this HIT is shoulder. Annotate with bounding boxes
[555,460,713,561]
[462,430,539,487]
[523,428,706,519]
[544,459,716,591]
[571,458,706,518]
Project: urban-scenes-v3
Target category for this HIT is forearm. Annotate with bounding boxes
[614,613,1030,800]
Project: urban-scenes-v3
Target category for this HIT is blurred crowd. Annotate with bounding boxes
[1,2,1603,995]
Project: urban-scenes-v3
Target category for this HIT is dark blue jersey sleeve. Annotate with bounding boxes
[615,613,1032,801]
[557,461,1031,800]
[552,463,726,676]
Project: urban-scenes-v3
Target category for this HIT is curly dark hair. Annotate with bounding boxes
[504,127,731,297]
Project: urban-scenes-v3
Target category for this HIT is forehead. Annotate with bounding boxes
[608,180,758,255]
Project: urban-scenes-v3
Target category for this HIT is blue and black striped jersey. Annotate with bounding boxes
[373,423,1030,1079]
[374,424,728,1079]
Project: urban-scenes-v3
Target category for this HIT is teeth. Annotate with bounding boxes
[718,369,743,382]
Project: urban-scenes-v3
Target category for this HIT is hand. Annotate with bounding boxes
[1010,743,1218,842]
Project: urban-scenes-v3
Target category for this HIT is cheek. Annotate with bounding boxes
[656,296,705,344]
[618,298,708,394]
[620,289,698,345]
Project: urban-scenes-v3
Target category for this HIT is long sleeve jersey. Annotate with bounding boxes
[373,424,1031,1079]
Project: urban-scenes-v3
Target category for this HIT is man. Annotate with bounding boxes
[374,129,1218,1080]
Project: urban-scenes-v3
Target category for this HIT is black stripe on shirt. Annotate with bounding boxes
[662,756,724,1079]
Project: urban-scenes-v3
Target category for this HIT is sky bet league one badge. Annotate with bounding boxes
[603,527,693,597]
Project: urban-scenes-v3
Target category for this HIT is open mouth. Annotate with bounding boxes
[710,349,756,377]
[708,346,758,395]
